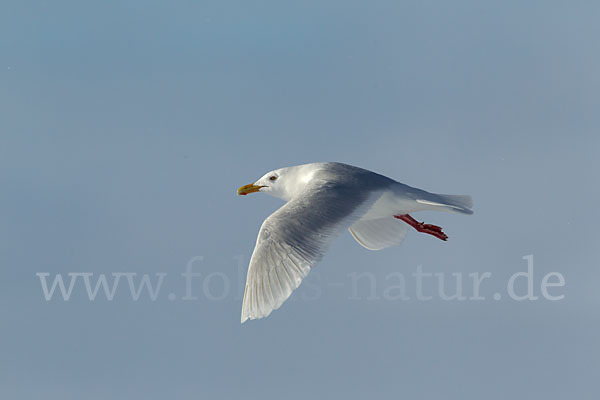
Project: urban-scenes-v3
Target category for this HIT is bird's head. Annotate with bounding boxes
[237,164,321,201]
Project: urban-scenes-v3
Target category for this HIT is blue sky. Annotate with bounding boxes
[1,1,599,399]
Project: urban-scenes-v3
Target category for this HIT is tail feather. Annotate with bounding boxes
[439,194,473,213]
[416,194,474,215]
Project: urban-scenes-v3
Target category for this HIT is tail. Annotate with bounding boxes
[415,193,474,215]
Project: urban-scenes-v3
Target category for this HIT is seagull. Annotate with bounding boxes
[237,162,473,323]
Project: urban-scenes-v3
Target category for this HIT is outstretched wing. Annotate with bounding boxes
[241,183,379,323]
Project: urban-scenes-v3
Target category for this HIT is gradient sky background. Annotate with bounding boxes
[2,1,599,399]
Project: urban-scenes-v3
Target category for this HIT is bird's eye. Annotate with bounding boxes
[269,176,277,181]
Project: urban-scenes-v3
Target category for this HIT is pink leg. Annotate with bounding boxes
[394,214,448,241]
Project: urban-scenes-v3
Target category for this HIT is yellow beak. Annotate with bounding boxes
[237,183,265,196]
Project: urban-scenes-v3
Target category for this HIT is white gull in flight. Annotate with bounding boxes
[237,162,473,323]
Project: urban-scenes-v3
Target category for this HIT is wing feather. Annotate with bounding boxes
[349,217,409,250]
[241,183,379,323]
